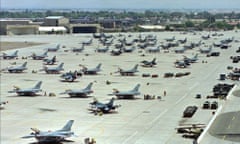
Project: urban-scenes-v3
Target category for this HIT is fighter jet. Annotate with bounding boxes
[43,55,57,65]
[8,81,42,96]
[2,50,18,59]
[61,82,93,97]
[60,70,78,82]
[47,44,61,52]
[146,46,161,53]
[42,62,64,74]
[183,54,199,63]
[89,97,120,114]
[72,44,84,52]
[96,46,109,53]
[174,60,190,68]
[30,51,48,60]
[199,47,212,54]
[178,38,187,44]
[140,58,157,67]
[6,62,27,73]
[103,38,114,46]
[22,120,75,143]
[82,63,102,75]
[174,47,186,53]
[123,46,136,53]
[201,34,210,40]
[111,49,122,56]
[165,36,175,42]
[112,84,141,99]
[82,38,93,46]
[117,64,139,76]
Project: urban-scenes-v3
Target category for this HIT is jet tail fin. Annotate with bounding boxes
[132,64,138,71]
[152,58,156,64]
[34,81,42,89]
[96,63,102,70]
[107,98,114,107]
[14,50,19,56]
[56,44,61,49]
[22,62,27,67]
[84,82,93,90]
[194,54,198,58]
[58,63,64,69]
[132,84,140,92]
[58,120,74,131]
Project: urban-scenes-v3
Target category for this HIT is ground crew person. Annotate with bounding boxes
[164,90,166,96]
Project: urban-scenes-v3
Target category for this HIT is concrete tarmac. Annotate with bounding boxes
[1,31,239,144]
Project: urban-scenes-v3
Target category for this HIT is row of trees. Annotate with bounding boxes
[1,9,240,20]
[1,10,239,31]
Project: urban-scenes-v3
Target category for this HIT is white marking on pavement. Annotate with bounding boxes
[122,131,138,144]
[175,93,188,105]
[149,109,168,125]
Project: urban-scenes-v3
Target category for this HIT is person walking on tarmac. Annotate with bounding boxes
[164,90,166,96]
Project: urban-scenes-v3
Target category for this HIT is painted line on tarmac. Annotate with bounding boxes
[122,131,138,144]
[175,93,188,105]
[149,109,168,125]
[189,82,199,90]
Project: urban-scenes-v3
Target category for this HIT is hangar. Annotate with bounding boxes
[70,24,101,33]
[6,25,39,35]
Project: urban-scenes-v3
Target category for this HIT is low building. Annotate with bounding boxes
[69,24,101,33]
[0,19,33,35]
[6,25,39,35]
[38,26,67,34]
[43,16,69,27]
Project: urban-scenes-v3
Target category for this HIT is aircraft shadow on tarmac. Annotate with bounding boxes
[7,94,43,98]
[59,95,93,99]
[29,139,74,144]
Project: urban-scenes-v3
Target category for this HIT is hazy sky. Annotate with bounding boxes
[2,0,240,9]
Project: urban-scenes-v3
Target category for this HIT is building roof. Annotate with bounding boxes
[45,16,64,19]
[39,26,67,32]
[138,25,165,30]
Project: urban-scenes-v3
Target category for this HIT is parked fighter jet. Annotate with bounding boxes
[165,36,175,42]
[72,44,84,52]
[199,47,212,54]
[8,81,42,96]
[47,44,61,52]
[82,63,102,75]
[184,41,202,49]
[6,62,27,73]
[96,46,109,53]
[22,120,75,143]
[2,50,18,59]
[82,38,93,46]
[146,46,161,53]
[123,46,136,53]
[30,51,48,60]
[183,54,198,63]
[174,47,186,53]
[60,70,78,82]
[111,49,122,56]
[175,60,190,68]
[43,55,57,65]
[117,64,139,76]
[112,84,141,99]
[42,62,64,74]
[61,82,93,97]
[140,58,157,67]
[89,97,120,114]
[201,34,210,40]
[178,38,187,44]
